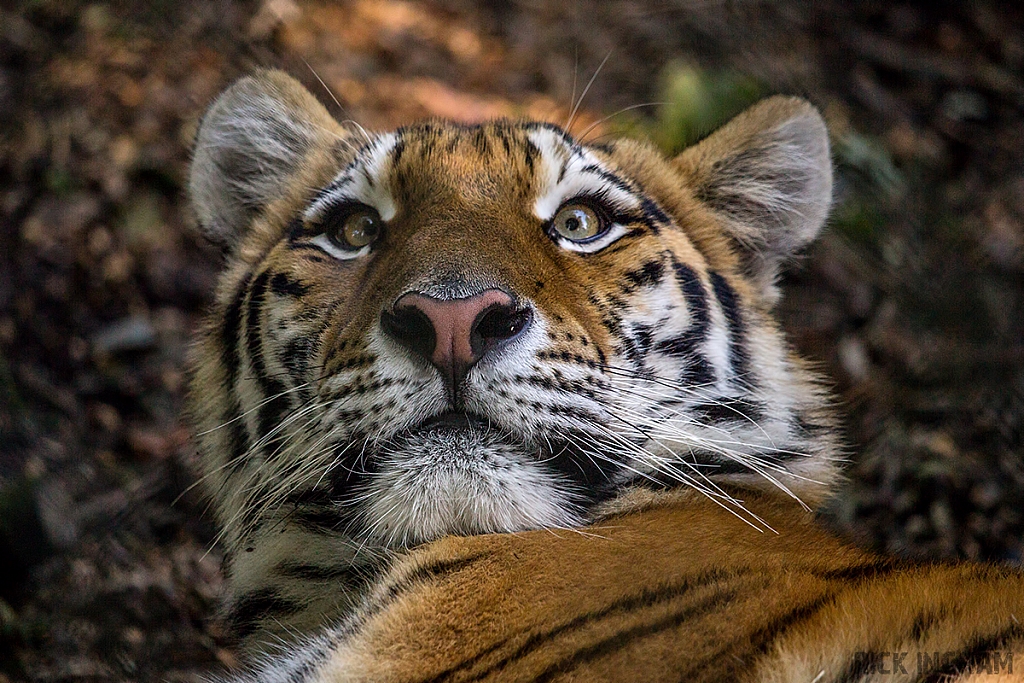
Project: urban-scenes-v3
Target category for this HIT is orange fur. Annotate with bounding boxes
[187,72,1024,682]
[314,492,1024,682]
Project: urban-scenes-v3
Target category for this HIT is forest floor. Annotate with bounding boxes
[1,0,1023,679]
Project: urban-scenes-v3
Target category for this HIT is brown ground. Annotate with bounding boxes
[1,0,1022,679]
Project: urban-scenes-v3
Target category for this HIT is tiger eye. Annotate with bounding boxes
[330,208,381,250]
[552,203,602,241]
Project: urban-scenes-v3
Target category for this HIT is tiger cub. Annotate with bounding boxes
[188,71,1024,682]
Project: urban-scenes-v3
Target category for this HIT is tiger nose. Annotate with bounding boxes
[381,289,532,387]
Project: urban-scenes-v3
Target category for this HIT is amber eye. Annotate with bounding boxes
[551,203,603,242]
[327,207,382,251]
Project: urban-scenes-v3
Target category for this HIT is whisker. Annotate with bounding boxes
[566,49,613,133]
[579,102,669,143]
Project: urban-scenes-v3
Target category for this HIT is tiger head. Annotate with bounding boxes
[188,70,840,555]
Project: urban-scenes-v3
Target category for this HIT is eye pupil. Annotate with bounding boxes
[345,213,378,246]
[552,203,602,242]
[326,207,382,250]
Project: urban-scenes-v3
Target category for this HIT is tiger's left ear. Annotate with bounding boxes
[673,96,832,303]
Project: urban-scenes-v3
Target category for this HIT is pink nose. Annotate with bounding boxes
[381,288,532,394]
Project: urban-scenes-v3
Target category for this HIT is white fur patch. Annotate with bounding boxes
[528,129,640,253]
[529,129,639,220]
[305,133,399,225]
[360,430,583,548]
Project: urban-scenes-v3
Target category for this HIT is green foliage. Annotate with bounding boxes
[654,62,765,153]
[833,130,904,201]
[0,356,23,416]
[830,195,886,247]
[43,166,75,196]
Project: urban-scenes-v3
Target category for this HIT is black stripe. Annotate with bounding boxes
[523,140,539,172]
[711,562,942,682]
[221,272,250,385]
[632,323,653,355]
[623,260,665,289]
[689,398,764,425]
[226,588,301,638]
[225,415,250,474]
[673,261,710,328]
[640,197,670,226]
[312,553,494,652]
[400,554,492,590]
[579,163,633,194]
[530,589,738,683]
[543,439,623,499]
[361,554,493,627]
[523,120,566,134]
[391,137,405,165]
[286,216,305,241]
[915,623,1024,682]
[423,568,746,683]
[812,560,908,582]
[658,261,714,386]
[275,561,366,583]
[679,449,789,472]
[678,591,838,681]
[245,271,292,452]
[281,335,313,378]
[270,271,309,297]
[709,271,753,388]
[221,272,253,472]
[497,128,511,156]
[292,507,352,533]
[473,128,490,155]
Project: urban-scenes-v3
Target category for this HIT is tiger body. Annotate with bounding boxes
[238,490,1024,683]
[187,71,1024,682]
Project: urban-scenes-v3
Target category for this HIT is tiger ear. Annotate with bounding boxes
[673,96,832,302]
[189,70,344,249]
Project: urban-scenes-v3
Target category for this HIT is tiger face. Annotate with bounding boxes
[188,71,840,640]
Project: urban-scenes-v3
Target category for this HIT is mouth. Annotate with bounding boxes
[416,411,493,432]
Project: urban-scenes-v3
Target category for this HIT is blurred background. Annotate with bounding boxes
[1,0,1022,679]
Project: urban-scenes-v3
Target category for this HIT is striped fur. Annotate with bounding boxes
[228,490,1024,683]
[188,71,1023,681]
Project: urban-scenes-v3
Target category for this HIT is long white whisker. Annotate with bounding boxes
[566,49,612,133]
[579,102,669,143]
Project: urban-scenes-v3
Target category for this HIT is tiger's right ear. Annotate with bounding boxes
[672,96,832,304]
[189,70,344,249]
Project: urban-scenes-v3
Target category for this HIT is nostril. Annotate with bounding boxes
[381,306,436,361]
[471,305,533,355]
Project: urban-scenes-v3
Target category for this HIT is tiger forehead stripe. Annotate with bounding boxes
[528,128,641,222]
[306,133,399,222]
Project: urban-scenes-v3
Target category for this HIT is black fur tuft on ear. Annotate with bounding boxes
[188,70,343,249]
[675,96,832,302]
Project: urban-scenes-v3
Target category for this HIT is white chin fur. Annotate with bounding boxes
[358,429,582,548]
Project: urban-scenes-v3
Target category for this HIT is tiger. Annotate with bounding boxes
[186,70,1024,682]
